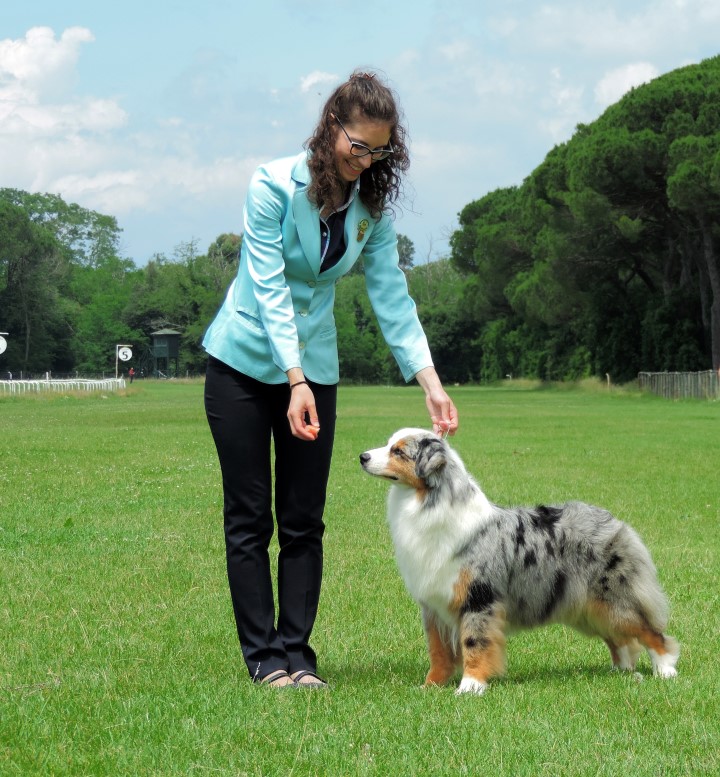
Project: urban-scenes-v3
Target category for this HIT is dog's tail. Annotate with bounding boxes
[621,525,671,632]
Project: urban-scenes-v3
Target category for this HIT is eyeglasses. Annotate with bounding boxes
[333,115,394,161]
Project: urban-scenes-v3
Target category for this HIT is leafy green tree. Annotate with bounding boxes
[345,232,415,278]
[407,259,479,383]
[334,273,391,382]
[597,56,720,370]
[124,236,241,373]
[182,237,242,371]
[397,233,415,271]
[68,255,144,372]
[334,257,477,384]
[0,201,70,373]
[450,54,720,380]
[0,189,122,267]
[666,133,720,368]
[0,189,133,373]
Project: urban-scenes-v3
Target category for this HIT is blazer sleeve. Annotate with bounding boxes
[242,164,303,374]
[361,214,434,382]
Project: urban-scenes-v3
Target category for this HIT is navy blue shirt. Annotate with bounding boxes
[319,209,349,272]
[319,181,358,273]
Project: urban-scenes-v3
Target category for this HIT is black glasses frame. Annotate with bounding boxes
[333,115,394,161]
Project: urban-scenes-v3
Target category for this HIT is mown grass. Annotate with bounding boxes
[1,380,718,776]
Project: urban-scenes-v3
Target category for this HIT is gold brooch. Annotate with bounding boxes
[356,218,369,242]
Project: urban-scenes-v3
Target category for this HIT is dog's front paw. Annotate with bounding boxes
[455,677,488,696]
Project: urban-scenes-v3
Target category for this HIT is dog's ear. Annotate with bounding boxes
[415,437,447,485]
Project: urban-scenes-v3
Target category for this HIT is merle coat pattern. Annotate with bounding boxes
[360,428,680,695]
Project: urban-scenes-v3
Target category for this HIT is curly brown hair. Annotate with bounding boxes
[305,70,410,219]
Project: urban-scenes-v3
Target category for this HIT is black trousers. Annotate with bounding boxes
[204,356,337,681]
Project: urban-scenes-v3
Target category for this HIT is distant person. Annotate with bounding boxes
[202,70,458,689]
[128,367,135,383]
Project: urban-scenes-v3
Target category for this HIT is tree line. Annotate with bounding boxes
[1,55,718,383]
[450,53,720,382]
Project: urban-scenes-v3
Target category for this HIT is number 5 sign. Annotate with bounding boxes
[115,343,133,379]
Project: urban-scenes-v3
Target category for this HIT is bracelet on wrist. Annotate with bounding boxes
[290,380,308,389]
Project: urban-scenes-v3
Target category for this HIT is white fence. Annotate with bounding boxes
[0,377,126,395]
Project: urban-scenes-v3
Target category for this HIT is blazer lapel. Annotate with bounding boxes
[290,155,376,278]
[291,155,321,277]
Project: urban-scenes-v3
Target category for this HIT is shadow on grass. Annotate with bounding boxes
[320,654,625,691]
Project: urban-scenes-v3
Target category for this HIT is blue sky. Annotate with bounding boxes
[2,0,719,265]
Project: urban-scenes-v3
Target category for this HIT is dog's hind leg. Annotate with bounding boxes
[604,638,643,671]
[586,598,679,678]
[635,629,680,678]
[456,605,507,696]
[422,608,458,687]
[609,619,679,677]
[610,610,679,678]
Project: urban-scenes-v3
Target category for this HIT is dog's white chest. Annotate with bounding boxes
[388,491,465,626]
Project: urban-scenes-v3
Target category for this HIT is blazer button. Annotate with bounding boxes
[307,281,316,288]
[299,341,306,350]
[298,309,308,317]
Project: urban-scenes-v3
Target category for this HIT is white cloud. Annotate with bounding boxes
[594,62,659,108]
[1,98,127,136]
[526,1,720,61]
[0,7,717,263]
[0,26,127,137]
[438,40,473,62]
[690,0,720,22]
[52,155,263,217]
[0,26,257,234]
[534,67,586,143]
[299,70,338,93]
[0,26,94,97]
[0,27,128,199]
[411,138,475,168]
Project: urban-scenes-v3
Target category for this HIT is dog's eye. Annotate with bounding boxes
[391,446,409,460]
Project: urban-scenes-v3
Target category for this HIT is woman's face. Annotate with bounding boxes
[332,114,393,183]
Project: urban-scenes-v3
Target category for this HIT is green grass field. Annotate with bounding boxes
[1,380,718,776]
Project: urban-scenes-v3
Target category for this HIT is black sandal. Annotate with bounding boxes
[291,670,328,689]
[257,669,296,688]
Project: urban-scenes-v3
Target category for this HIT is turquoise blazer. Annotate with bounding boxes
[202,152,433,385]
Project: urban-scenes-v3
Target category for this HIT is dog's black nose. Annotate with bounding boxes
[359,452,370,465]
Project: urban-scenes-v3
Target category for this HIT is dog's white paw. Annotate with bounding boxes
[455,677,488,696]
[650,648,679,678]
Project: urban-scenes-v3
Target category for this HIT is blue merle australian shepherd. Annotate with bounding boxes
[360,428,679,695]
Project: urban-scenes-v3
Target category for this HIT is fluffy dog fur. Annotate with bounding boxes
[359,428,679,695]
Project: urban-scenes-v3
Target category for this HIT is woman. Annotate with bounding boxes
[203,70,458,688]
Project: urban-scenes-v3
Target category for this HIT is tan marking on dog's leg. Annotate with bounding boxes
[588,599,679,677]
[605,638,641,671]
[604,638,621,667]
[423,619,458,687]
[456,606,506,695]
[625,626,680,678]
